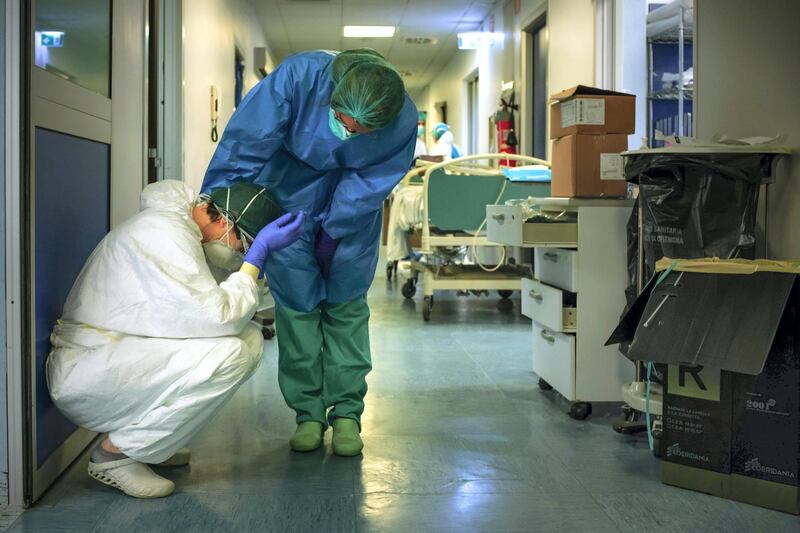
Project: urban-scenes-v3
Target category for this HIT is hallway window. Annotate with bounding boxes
[34,0,111,97]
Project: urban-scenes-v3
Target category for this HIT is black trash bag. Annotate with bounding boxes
[624,199,640,310]
[616,201,641,356]
[624,152,775,281]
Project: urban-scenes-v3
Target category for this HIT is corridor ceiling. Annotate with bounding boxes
[248,0,498,94]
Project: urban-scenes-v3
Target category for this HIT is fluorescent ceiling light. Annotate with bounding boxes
[457,32,504,50]
[343,26,396,38]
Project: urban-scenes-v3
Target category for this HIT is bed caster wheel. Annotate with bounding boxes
[262,326,275,340]
[423,296,433,322]
[569,402,592,420]
[401,279,416,299]
[498,290,513,299]
[614,405,646,434]
[538,378,553,391]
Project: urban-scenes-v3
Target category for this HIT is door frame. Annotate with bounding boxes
[519,3,547,159]
[464,68,479,155]
[152,0,183,182]
[5,0,26,508]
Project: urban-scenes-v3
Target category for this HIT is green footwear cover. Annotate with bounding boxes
[332,418,363,457]
[290,421,324,452]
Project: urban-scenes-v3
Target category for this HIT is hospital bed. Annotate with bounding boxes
[397,154,551,321]
[385,160,433,277]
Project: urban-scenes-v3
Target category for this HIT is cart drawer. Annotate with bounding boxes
[522,222,578,247]
[535,248,578,292]
[486,204,525,246]
[486,205,578,247]
[532,323,576,401]
[522,279,577,332]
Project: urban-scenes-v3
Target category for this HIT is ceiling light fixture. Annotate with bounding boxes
[343,26,396,38]
[457,32,504,50]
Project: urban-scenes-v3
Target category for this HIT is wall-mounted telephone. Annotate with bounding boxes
[210,85,220,142]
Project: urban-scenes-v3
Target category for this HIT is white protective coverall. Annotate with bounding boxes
[47,180,264,464]
[429,131,462,161]
[414,137,428,159]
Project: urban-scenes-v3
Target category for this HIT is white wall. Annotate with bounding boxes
[182,0,275,193]
[547,0,595,98]
[1,0,7,476]
[695,0,800,258]
[418,0,598,161]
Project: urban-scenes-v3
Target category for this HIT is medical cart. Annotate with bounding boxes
[486,197,635,419]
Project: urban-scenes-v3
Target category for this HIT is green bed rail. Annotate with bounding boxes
[427,168,550,233]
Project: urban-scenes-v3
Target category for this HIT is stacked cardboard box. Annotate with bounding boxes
[549,86,635,197]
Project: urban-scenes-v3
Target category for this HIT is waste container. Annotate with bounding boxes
[624,151,777,282]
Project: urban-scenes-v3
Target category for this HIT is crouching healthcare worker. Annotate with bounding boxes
[47,180,305,498]
[202,49,417,456]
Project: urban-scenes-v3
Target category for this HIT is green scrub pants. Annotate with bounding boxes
[275,296,371,428]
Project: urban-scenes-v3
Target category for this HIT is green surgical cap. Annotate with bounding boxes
[331,49,406,130]
[208,182,285,240]
[331,48,387,84]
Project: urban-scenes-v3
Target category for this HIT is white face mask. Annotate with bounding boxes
[202,216,245,271]
[203,240,243,271]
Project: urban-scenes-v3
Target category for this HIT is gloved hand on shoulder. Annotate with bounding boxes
[244,211,306,272]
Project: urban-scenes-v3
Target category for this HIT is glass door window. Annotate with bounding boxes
[34,0,111,97]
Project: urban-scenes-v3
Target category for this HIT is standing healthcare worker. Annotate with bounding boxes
[430,122,463,160]
[203,49,417,456]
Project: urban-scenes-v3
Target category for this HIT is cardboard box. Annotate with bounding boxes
[607,265,800,514]
[731,285,800,489]
[663,365,736,475]
[550,85,636,139]
[551,134,628,198]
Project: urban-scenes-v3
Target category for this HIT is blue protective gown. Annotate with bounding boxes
[202,51,418,312]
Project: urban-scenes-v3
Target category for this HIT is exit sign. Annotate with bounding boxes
[40,31,64,47]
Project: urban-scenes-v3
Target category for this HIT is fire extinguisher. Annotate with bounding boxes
[495,93,519,167]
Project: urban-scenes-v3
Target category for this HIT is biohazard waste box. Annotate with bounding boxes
[607,258,800,514]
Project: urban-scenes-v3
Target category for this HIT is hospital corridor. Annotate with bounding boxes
[2,0,800,531]
[6,269,800,532]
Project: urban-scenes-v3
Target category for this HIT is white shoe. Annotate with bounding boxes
[158,448,191,467]
[88,458,175,498]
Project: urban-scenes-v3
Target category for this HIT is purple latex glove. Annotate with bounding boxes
[315,228,340,280]
[244,211,306,273]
